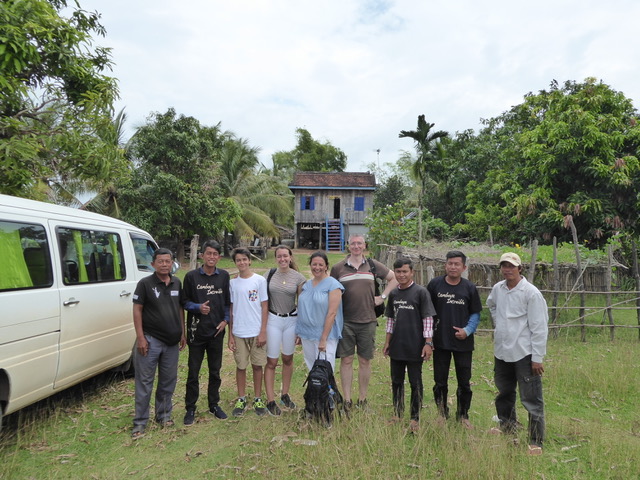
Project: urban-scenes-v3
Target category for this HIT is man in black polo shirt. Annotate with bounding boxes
[131,248,185,439]
[182,240,231,425]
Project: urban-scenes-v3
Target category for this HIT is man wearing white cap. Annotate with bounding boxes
[486,252,548,455]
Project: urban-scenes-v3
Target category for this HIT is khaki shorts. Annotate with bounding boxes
[233,335,267,370]
[336,321,377,360]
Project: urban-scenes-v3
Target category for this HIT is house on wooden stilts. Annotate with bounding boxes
[288,172,376,251]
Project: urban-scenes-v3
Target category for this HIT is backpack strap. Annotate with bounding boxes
[266,268,277,308]
[367,258,377,279]
[368,258,383,299]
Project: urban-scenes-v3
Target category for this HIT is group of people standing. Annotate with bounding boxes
[130,237,548,456]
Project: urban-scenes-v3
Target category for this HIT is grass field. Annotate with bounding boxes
[2,251,639,479]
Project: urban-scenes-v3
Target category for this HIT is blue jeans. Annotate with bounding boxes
[133,335,179,429]
[494,355,545,447]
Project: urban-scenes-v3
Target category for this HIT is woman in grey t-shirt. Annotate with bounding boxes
[263,245,306,416]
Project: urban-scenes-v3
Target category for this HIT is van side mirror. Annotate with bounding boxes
[171,261,180,275]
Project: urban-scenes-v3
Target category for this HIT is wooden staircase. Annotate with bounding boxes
[325,217,344,251]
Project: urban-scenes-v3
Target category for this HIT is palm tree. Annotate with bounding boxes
[218,136,292,253]
[39,107,129,214]
[81,108,130,217]
[399,115,449,242]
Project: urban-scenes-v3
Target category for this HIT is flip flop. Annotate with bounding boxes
[131,430,145,440]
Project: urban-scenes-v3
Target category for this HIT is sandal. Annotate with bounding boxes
[131,430,145,440]
[157,419,175,427]
[409,419,420,432]
[527,445,543,456]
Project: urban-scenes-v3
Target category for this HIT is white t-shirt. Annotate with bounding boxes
[230,273,268,338]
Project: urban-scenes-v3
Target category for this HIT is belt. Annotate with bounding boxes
[269,309,297,317]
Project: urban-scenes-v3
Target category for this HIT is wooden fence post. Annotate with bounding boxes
[528,239,538,283]
[568,216,586,341]
[633,240,640,341]
[606,245,615,340]
[552,237,559,338]
[189,234,199,271]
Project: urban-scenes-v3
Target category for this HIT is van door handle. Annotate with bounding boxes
[63,298,80,307]
[120,291,132,297]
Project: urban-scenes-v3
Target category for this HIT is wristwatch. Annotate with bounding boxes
[424,341,434,348]
[381,294,387,300]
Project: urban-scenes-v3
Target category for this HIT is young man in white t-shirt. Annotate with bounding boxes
[228,248,269,416]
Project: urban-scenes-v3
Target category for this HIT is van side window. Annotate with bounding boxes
[0,220,53,291]
[130,234,158,272]
[56,228,126,284]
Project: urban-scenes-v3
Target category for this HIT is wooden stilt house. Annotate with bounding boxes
[288,172,376,251]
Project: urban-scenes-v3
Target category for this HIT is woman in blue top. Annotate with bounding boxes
[296,251,344,371]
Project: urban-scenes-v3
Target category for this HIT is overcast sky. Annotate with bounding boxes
[78,0,640,172]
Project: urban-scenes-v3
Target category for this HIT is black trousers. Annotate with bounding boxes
[494,355,545,447]
[433,349,473,420]
[390,359,423,421]
[185,331,225,411]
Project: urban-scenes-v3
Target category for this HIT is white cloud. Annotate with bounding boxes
[79,0,640,171]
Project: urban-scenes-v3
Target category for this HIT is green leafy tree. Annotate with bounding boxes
[0,0,126,199]
[365,201,450,253]
[463,78,640,246]
[270,128,347,179]
[118,108,238,260]
[373,174,407,210]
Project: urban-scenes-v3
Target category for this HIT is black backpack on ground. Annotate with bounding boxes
[302,353,343,425]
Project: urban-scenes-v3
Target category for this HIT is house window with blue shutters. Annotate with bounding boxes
[301,196,315,210]
[354,196,365,211]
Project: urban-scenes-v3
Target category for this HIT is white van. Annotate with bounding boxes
[0,194,160,429]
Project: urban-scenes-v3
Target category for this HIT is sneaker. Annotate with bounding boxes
[183,409,196,426]
[232,397,247,417]
[267,400,282,416]
[280,393,296,410]
[254,397,267,416]
[210,405,228,420]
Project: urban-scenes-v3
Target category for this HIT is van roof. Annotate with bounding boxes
[0,194,146,232]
